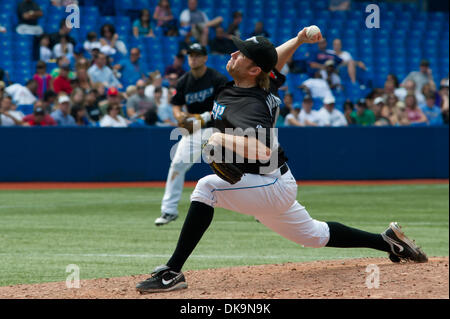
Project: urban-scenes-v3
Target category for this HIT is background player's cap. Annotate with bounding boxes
[303,94,313,101]
[107,87,119,96]
[231,36,278,73]
[34,107,45,115]
[58,95,70,104]
[323,95,335,105]
[374,97,385,105]
[187,43,207,55]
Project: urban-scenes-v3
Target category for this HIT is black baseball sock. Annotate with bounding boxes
[166,201,214,273]
[326,222,391,252]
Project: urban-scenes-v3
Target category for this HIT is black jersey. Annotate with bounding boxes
[171,67,228,114]
[212,69,288,174]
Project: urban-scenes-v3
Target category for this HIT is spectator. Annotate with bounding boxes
[298,94,320,126]
[299,71,333,100]
[343,100,354,124]
[70,87,85,108]
[330,38,366,84]
[5,79,38,105]
[33,61,52,100]
[316,95,347,126]
[23,100,56,126]
[154,86,177,126]
[99,104,129,127]
[438,78,449,124]
[125,85,137,99]
[404,94,427,125]
[0,96,26,126]
[145,70,169,105]
[16,0,44,36]
[421,94,444,126]
[52,35,74,59]
[226,11,243,39]
[166,72,180,90]
[250,21,270,38]
[381,94,401,126]
[51,56,76,79]
[329,0,351,11]
[50,94,76,126]
[42,90,57,113]
[0,81,5,100]
[401,60,435,96]
[283,93,302,126]
[350,98,375,126]
[396,101,410,125]
[93,82,107,103]
[49,18,76,50]
[114,48,148,87]
[100,24,128,57]
[421,83,440,106]
[178,33,197,56]
[88,53,122,89]
[179,0,223,46]
[53,64,72,95]
[395,79,425,105]
[153,0,178,36]
[83,32,102,57]
[75,67,92,93]
[164,54,186,79]
[71,104,91,126]
[126,79,156,120]
[308,38,342,76]
[209,26,236,55]
[133,9,155,38]
[372,97,391,126]
[320,60,342,91]
[99,87,124,117]
[39,34,53,63]
[84,89,101,123]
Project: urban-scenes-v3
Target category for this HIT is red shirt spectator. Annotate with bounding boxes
[23,107,57,126]
[53,65,72,95]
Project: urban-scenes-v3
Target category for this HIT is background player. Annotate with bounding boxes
[138,28,427,293]
[155,43,228,226]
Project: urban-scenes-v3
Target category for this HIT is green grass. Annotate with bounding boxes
[0,184,448,286]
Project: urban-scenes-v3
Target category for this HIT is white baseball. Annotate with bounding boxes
[306,25,321,39]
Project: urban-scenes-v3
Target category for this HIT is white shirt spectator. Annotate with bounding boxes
[99,114,128,127]
[298,109,320,126]
[301,78,332,100]
[320,69,341,87]
[328,49,352,63]
[394,88,425,105]
[316,107,348,127]
[53,42,74,58]
[284,113,297,126]
[5,84,37,105]
[145,85,169,105]
[40,46,53,62]
[83,40,101,52]
[0,110,25,126]
[180,8,209,25]
[88,64,121,89]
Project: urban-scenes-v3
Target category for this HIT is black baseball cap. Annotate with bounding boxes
[303,94,313,101]
[187,43,207,55]
[232,36,278,73]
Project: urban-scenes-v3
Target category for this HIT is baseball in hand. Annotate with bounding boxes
[306,25,321,39]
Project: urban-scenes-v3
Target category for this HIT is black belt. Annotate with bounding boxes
[280,163,289,175]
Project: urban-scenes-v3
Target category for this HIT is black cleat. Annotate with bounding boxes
[381,222,428,263]
[136,265,187,294]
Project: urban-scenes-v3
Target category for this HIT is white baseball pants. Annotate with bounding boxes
[191,167,331,248]
[161,128,209,216]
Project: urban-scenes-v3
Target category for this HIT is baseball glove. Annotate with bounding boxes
[203,142,244,184]
[177,113,205,134]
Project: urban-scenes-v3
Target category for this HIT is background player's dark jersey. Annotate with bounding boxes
[212,69,288,174]
[171,67,228,114]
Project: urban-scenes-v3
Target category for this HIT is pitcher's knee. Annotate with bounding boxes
[190,176,217,207]
[299,220,330,248]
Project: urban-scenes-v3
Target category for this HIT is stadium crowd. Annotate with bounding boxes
[0,0,448,127]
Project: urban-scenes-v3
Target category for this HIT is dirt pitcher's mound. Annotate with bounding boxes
[1,257,448,299]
